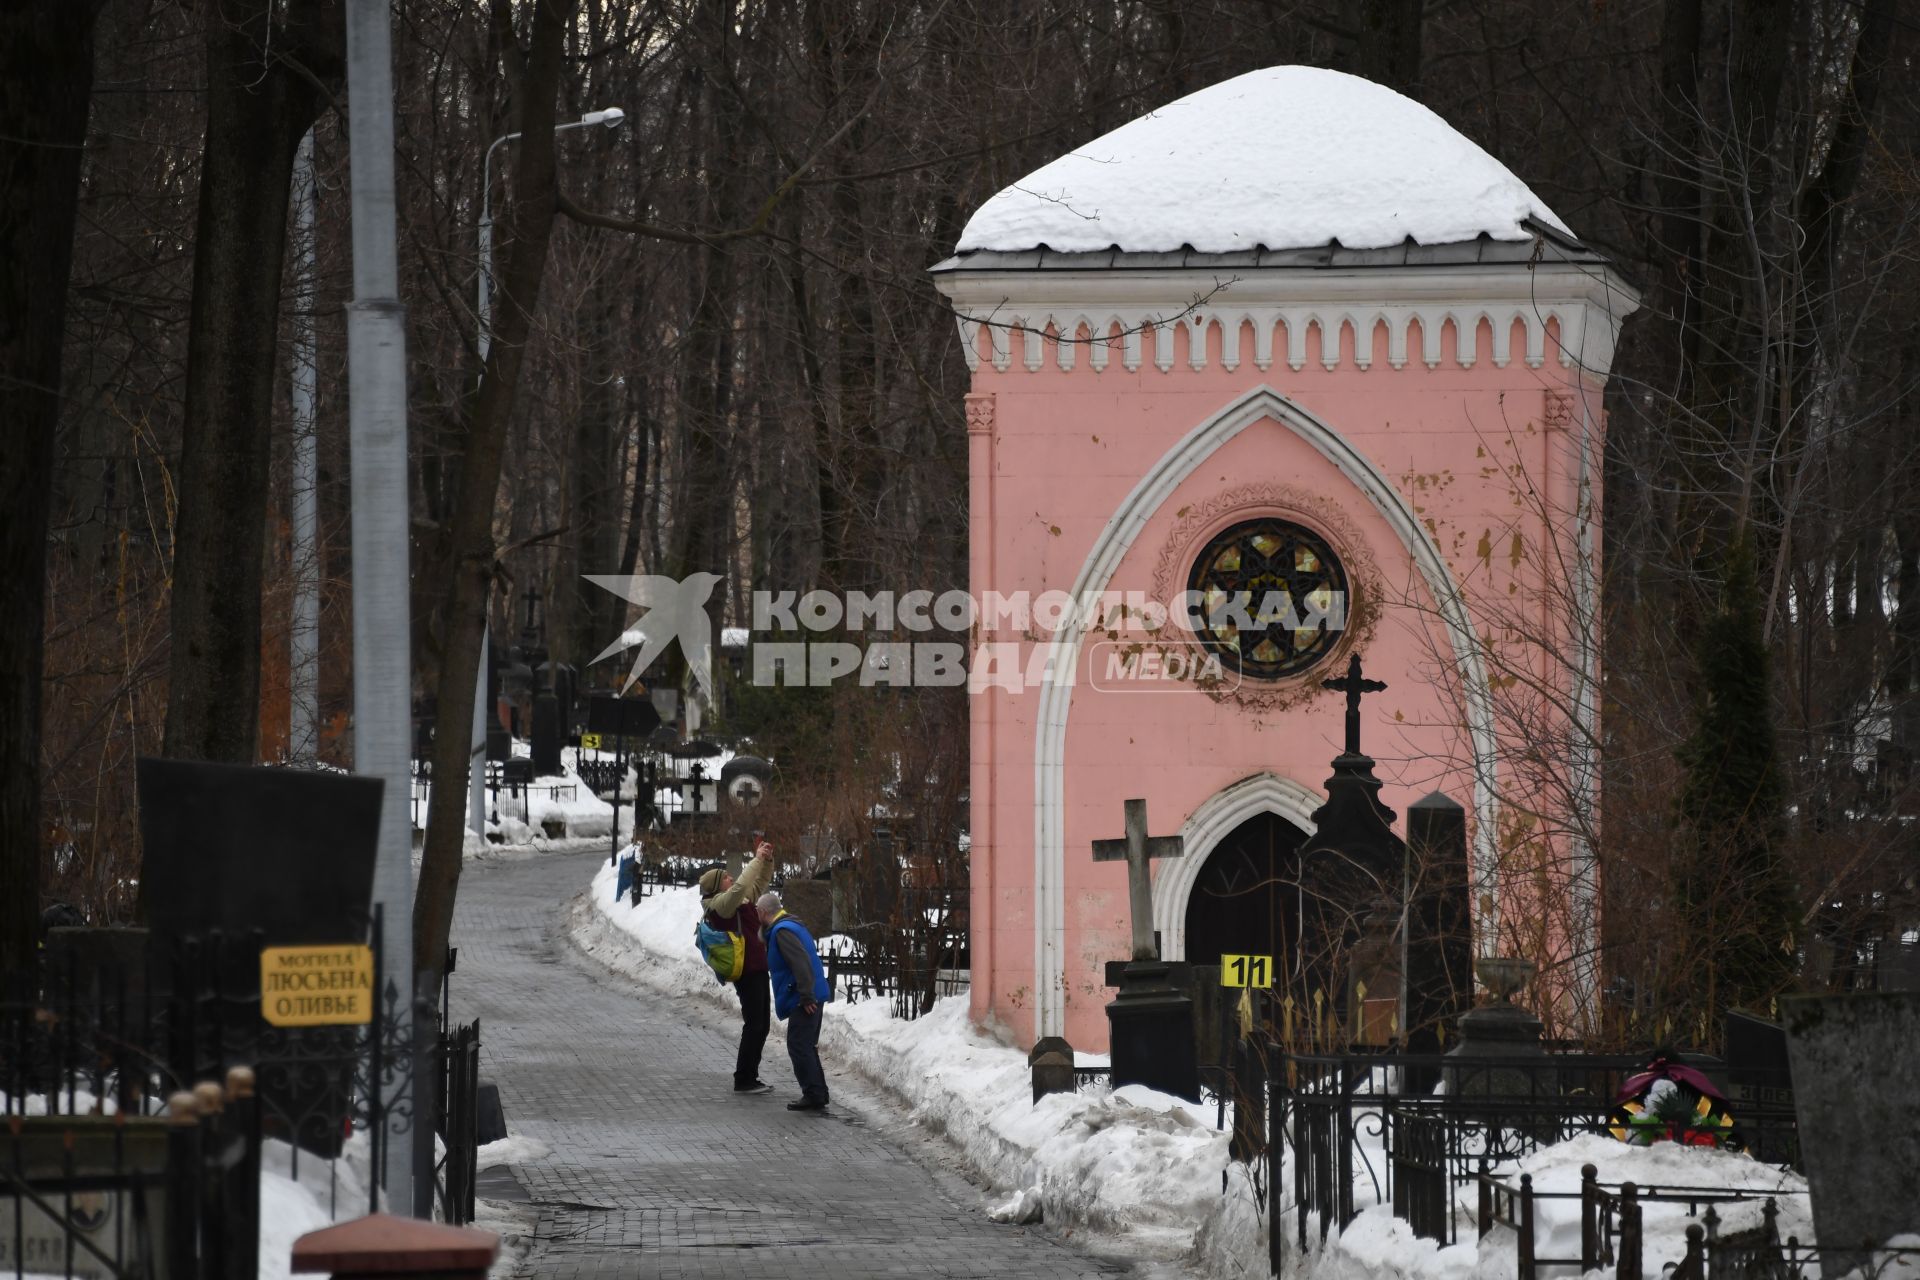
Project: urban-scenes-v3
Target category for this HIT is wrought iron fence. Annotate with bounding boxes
[622,854,705,903]
[1476,1165,1812,1280]
[1261,1047,1803,1274]
[2,908,440,1274]
[1,1066,265,1280]
[433,1020,481,1227]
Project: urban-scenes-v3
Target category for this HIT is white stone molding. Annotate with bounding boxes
[954,316,982,372]
[1251,312,1276,371]
[1184,314,1209,372]
[1449,312,1478,368]
[989,321,1012,372]
[932,264,1636,381]
[1153,772,1324,962]
[1349,313,1375,371]
[1020,384,1501,1039]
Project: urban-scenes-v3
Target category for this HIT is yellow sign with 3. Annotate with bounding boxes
[1219,954,1273,988]
[260,945,374,1027]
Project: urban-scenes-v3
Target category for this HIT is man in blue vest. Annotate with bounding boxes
[755,891,831,1111]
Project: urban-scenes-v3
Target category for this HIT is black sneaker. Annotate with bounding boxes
[786,1097,828,1111]
[735,1080,773,1094]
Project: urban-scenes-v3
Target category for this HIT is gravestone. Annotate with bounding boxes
[1102,960,1223,1063]
[1403,793,1472,1089]
[1345,896,1402,1044]
[0,1117,172,1279]
[1723,1009,1795,1163]
[1297,655,1403,1022]
[137,759,384,1160]
[1780,992,1920,1276]
[829,860,855,933]
[1095,798,1199,1102]
[43,926,150,1003]
[136,758,383,949]
[1029,1036,1076,1103]
[779,878,832,937]
[1444,957,1546,1108]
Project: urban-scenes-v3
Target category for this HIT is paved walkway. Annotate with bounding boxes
[452,849,1157,1279]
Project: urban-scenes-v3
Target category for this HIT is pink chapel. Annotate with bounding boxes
[930,66,1640,1051]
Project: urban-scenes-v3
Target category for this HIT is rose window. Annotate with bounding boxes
[1185,518,1349,681]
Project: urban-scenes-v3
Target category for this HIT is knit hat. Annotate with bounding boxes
[697,865,725,898]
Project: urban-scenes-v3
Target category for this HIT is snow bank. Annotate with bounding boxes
[413,747,624,851]
[477,1132,552,1169]
[259,1133,373,1280]
[572,861,1239,1266]
[1273,1130,1811,1280]
[570,861,1817,1280]
[958,65,1570,254]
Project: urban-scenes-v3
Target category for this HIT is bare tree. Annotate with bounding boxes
[162,1,340,764]
[0,0,108,977]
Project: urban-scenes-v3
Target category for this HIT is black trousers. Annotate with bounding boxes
[733,970,771,1087]
[785,1005,829,1103]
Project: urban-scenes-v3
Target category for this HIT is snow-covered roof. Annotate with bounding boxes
[956,66,1571,256]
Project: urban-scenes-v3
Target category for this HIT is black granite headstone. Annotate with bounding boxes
[1404,793,1472,1076]
[136,757,383,948]
[1298,654,1404,1021]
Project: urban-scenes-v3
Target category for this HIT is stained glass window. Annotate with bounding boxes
[1185,517,1349,680]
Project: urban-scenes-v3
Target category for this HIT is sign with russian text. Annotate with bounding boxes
[260,944,374,1026]
[1219,954,1273,988]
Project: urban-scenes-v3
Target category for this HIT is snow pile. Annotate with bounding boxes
[573,862,1234,1260]
[1509,1132,1809,1273]
[571,860,1822,1280]
[1280,1132,1810,1280]
[411,745,629,851]
[988,1185,1045,1224]
[477,1132,552,1168]
[259,1133,374,1280]
[957,65,1569,255]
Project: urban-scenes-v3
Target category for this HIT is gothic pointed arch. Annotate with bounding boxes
[1027,384,1498,1038]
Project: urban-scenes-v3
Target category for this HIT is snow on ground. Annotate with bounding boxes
[2,1097,373,1279]
[478,1132,552,1168]
[570,858,1840,1280]
[259,1134,373,1280]
[572,860,1240,1268]
[1274,1129,1812,1280]
[413,747,628,851]
[956,65,1570,255]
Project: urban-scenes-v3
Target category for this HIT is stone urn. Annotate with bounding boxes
[1474,956,1535,1005]
[1445,955,1548,1111]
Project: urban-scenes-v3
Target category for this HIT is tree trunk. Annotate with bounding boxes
[1356,0,1423,98]
[163,1,330,764]
[414,0,577,987]
[0,0,104,978]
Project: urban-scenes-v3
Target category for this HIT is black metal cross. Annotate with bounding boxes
[1322,652,1388,756]
[1092,798,1185,962]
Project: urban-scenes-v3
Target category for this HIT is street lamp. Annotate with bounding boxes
[477,106,626,361]
[468,106,625,834]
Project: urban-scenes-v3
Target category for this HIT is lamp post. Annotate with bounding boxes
[467,106,625,835]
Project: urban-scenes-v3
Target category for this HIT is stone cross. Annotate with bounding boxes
[1092,798,1185,962]
[1322,652,1388,756]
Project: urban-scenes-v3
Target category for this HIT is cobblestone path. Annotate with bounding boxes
[453,848,1154,1279]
